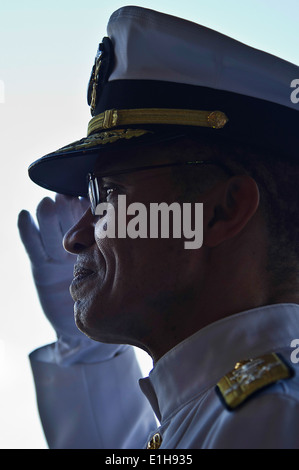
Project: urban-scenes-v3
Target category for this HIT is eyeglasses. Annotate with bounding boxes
[88,160,232,215]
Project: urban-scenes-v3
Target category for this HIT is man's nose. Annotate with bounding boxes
[63,208,96,254]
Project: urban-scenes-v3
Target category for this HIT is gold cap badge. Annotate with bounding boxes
[87,37,115,116]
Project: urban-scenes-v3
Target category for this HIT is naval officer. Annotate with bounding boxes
[18,6,299,448]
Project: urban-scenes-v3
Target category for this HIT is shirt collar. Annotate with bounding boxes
[139,303,299,422]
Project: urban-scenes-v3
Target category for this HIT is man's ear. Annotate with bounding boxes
[204,175,260,247]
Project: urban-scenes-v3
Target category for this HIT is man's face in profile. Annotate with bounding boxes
[65,141,208,352]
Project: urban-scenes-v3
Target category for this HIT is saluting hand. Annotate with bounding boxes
[18,194,89,339]
[18,194,127,364]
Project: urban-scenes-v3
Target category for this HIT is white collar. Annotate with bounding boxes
[139,303,299,421]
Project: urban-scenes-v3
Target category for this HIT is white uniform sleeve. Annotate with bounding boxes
[30,345,156,449]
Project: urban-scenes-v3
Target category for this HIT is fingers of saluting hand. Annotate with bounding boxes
[55,194,89,236]
[18,208,48,265]
[18,195,88,263]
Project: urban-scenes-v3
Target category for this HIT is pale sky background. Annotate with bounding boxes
[0,0,298,449]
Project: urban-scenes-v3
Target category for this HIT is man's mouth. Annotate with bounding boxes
[71,264,97,293]
[73,265,95,281]
[70,264,97,299]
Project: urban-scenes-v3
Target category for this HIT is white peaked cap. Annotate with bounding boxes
[107,6,297,110]
[29,6,299,197]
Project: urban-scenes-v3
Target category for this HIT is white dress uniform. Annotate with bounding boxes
[30,304,299,449]
[25,5,299,450]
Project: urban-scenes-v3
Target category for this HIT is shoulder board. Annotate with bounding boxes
[216,352,294,411]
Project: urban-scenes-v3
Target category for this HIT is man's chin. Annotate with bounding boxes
[74,300,109,342]
[74,300,93,336]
